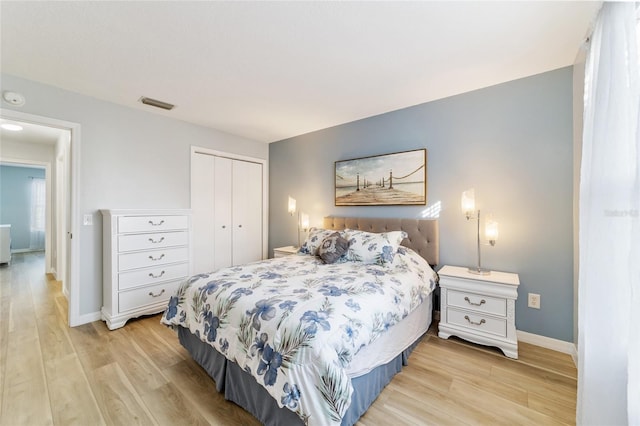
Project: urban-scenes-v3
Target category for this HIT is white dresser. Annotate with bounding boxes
[438,265,520,359]
[101,209,192,330]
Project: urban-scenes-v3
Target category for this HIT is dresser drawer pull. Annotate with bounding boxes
[464,315,486,326]
[148,220,165,226]
[148,270,165,279]
[148,289,166,297]
[148,237,165,244]
[148,254,165,261]
[464,296,486,307]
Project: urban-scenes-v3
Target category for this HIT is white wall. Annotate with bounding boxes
[1,73,269,319]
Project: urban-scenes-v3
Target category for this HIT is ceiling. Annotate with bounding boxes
[0,1,600,143]
[0,118,65,146]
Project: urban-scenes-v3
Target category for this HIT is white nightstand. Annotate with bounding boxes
[438,265,520,359]
[273,245,298,258]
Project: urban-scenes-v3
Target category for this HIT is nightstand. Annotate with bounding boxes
[273,245,298,258]
[438,265,520,359]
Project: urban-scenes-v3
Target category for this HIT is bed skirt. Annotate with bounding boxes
[178,327,426,426]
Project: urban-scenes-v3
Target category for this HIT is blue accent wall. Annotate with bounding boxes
[269,67,574,342]
[0,165,46,250]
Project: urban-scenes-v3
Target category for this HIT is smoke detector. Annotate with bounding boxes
[3,91,26,106]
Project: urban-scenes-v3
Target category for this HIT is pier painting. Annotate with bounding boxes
[335,149,427,206]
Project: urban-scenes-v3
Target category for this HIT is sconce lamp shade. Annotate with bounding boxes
[485,217,499,245]
[288,196,297,215]
[300,213,310,231]
[461,189,475,216]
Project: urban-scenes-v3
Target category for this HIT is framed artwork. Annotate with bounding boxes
[335,148,427,206]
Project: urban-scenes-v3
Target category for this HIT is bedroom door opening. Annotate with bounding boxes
[0,108,81,327]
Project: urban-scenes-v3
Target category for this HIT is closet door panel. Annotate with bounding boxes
[213,156,233,270]
[232,160,263,265]
[191,153,216,274]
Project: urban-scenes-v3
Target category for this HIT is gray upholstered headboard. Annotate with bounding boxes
[323,216,439,266]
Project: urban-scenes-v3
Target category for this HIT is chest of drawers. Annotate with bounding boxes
[101,209,192,330]
[437,265,520,359]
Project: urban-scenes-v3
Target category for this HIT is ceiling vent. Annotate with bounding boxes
[139,96,175,110]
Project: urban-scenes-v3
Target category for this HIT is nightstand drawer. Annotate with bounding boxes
[447,307,507,337]
[448,290,506,316]
[118,280,182,312]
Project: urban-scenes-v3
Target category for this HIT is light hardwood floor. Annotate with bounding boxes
[1,252,577,425]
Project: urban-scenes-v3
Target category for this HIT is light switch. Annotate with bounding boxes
[83,214,93,226]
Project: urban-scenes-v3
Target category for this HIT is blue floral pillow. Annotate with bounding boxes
[298,227,344,256]
[344,229,407,265]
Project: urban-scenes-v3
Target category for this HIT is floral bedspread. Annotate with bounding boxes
[161,247,437,426]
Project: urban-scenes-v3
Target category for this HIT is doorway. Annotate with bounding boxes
[0,108,81,326]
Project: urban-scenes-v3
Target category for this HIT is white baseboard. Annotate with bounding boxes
[11,248,44,254]
[70,311,102,327]
[517,330,578,365]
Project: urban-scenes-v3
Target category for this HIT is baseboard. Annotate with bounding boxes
[70,311,102,327]
[11,248,44,254]
[517,330,578,364]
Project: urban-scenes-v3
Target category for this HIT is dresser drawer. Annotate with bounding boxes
[118,262,189,290]
[118,247,189,272]
[118,231,188,252]
[447,289,506,317]
[118,215,188,234]
[447,307,507,337]
[118,279,182,312]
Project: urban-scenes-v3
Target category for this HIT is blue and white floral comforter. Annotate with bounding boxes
[161,247,437,426]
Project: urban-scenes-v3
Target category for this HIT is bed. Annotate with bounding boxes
[161,216,439,426]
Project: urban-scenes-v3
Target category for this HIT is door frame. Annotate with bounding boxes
[190,146,269,261]
[0,108,82,327]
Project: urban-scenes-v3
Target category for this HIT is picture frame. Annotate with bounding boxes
[335,148,427,206]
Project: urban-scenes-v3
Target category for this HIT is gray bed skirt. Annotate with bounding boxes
[178,327,426,426]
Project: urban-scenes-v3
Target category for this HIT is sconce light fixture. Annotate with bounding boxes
[287,196,309,247]
[288,196,297,216]
[461,189,498,275]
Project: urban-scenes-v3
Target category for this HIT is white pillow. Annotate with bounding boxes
[344,229,407,265]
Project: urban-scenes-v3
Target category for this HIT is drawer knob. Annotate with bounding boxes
[148,237,165,244]
[148,289,166,297]
[464,296,486,307]
[148,220,165,226]
[464,315,486,326]
[149,270,165,279]
[148,254,165,261]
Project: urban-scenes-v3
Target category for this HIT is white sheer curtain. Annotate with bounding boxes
[29,177,46,251]
[577,2,639,425]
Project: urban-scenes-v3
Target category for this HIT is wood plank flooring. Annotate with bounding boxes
[0,252,577,425]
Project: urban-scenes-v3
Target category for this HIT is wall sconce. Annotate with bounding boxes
[461,189,498,275]
[288,196,297,216]
[287,196,309,248]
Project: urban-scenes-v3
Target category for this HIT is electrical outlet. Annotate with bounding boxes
[83,214,93,226]
[528,293,541,309]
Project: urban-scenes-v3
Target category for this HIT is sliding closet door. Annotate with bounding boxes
[213,156,233,270]
[232,160,263,265]
[191,153,216,274]
[192,149,266,273]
